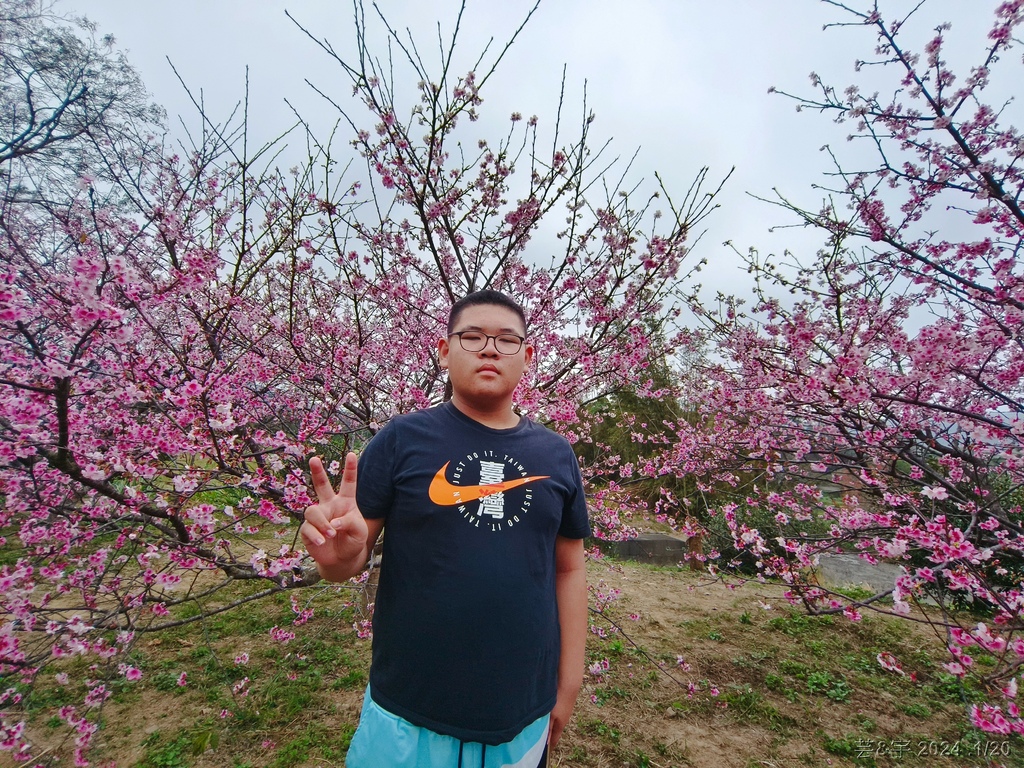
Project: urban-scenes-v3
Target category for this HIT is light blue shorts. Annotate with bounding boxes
[345,687,549,768]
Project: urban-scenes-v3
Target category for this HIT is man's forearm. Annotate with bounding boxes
[549,542,587,748]
[556,563,587,697]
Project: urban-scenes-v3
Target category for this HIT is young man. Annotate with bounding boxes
[301,290,589,768]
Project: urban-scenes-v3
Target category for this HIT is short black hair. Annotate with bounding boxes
[447,290,527,335]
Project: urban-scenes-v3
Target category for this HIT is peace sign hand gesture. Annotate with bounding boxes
[301,452,371,581]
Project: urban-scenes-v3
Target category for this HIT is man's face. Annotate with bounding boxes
[438,303,533,407]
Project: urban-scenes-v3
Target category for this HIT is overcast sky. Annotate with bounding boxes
[63,0,1000,299]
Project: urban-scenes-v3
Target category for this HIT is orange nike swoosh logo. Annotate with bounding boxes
[428,462,550,506]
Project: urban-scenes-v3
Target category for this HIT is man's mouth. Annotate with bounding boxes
[478,365,499,374]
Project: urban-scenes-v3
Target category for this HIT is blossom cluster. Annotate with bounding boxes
[676,0,1024,736]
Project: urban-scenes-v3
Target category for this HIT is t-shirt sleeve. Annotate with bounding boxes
[558,444,591,539]
[355,421,398,520]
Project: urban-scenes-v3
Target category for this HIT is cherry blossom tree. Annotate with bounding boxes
[674,0,1024,737]
[0,1,721,762]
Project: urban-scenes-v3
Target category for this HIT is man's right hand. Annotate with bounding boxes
[301,452,370,579]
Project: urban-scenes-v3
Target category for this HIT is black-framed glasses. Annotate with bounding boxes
[449,331,526,355]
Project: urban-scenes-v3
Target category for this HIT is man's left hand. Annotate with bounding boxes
[548,685,578,748]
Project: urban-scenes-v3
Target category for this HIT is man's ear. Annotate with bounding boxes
[438,336,450,369]
[523,342,534,367]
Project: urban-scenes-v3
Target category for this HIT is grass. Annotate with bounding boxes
[138,732,193,768]
[12,558,1024,767]
[11,579,371,768]
[570,558,1024,767]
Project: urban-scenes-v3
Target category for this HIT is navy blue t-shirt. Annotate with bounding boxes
[356,402,590,745]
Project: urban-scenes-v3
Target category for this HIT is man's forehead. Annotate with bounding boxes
[454,304,525,332]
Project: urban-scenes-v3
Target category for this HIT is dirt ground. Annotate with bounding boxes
[555,559,1008,768]
[34,557,1020,768]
